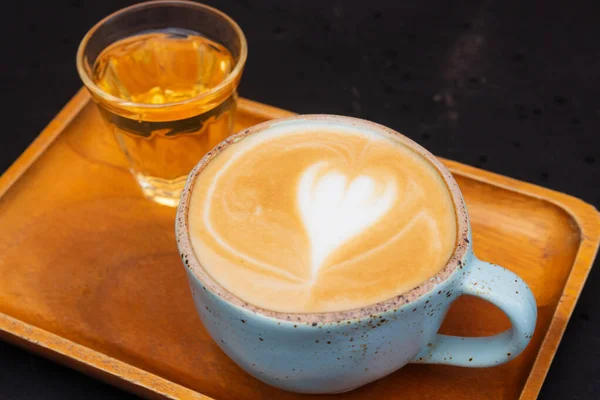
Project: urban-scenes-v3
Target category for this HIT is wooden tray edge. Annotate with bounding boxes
[1,89,599,399]
[0,89,89,198]
[237,96,296,120]
[0,312,211,400]
[438,161,600,399]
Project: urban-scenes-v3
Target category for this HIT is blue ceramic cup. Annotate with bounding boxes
[176,115,537,394]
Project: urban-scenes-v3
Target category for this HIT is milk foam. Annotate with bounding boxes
[202,121,394,281]
[188,119,457,313]
[298,162,397,281]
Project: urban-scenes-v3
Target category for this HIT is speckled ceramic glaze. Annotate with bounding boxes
[176,115,537,394]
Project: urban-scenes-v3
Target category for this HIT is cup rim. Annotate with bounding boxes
[76,0,248,110]
[176,115,470,323]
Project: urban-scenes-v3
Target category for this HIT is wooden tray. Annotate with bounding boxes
[1,89,599,400]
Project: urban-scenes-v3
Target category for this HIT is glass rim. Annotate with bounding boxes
[76,0,248,110]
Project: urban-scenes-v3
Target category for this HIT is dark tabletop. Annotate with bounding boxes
[1,1,598,399]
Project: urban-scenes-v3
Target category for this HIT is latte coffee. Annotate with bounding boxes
[187,118,457,313]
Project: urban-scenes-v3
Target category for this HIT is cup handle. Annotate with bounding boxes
[413,257,537,367]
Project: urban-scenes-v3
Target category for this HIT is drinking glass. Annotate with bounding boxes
[77,0,247,207]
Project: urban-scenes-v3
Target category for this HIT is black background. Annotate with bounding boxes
[1,1,598,398]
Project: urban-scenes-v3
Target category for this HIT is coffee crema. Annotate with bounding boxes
[188,120,457,313]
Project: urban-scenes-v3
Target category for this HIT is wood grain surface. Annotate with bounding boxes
[0,89,598,399]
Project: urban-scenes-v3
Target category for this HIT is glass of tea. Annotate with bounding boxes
[76,1,247,207]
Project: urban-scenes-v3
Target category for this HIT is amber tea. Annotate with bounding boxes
[77,2,247,207]
[92,31,233,104]
[90,30,235,206]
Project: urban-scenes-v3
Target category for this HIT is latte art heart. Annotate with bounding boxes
[188,123,457,313]
[298,162,397,280]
